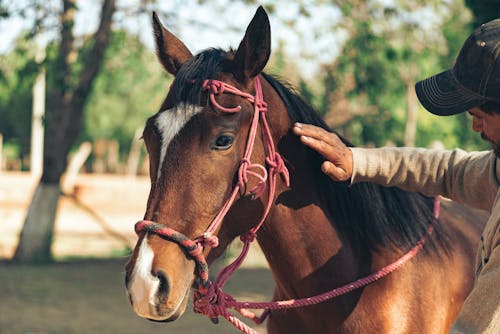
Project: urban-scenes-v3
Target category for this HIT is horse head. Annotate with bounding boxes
[125,6,287,322]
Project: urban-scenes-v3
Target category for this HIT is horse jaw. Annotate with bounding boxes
[126,234,193,321]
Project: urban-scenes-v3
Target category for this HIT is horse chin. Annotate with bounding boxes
[148,290,190,322]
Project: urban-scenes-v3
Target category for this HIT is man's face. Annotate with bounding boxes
[468,107,500,157]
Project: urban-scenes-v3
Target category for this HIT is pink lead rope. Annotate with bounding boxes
[134,77,440,334]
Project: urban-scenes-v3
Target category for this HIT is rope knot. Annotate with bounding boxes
[266,153,290,187]
[202,80,224,95]
[265,152,279,169]
[202,232,220,248]
[240,232,256,243]
[255,100,268,112]
[193,283,234,322]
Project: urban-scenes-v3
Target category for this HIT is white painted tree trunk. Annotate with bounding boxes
[13,183,61,262]
[31,50,45,178]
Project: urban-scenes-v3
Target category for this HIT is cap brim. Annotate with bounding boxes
[415,70,487,116]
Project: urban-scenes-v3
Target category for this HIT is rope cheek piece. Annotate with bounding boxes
[134,77,439,334]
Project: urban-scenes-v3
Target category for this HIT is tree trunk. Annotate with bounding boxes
[13,0,116,263]
[13,183,61,262]
[30,49,45,178]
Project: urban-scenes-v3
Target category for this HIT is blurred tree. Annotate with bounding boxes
[0,31,169,171]
[81,30,168,165]
[322,0,418,146]
[0,35,39,169]
[318,0,488,151]
[13,0,117,263]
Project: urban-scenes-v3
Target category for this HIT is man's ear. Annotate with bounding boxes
[152,12,193,75]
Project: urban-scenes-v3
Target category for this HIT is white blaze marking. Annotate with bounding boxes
[128,234,160,318]
[155,103,203,180]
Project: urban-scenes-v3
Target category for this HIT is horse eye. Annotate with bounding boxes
[213,135,234,150]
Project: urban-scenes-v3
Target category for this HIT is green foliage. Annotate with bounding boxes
[81,30,169,155]
[329,19,408,146]
[0,35,40,165]
[0,30,170,166]
[307,0,490,151]
[2,141,21,160]
[440,7,473,68]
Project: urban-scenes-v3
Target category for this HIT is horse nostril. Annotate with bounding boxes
[156,270,170,303]
[125,272,131,289]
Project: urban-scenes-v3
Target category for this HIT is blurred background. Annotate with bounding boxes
[0,0,498,333]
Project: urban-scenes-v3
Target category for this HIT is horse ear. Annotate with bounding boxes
[152,12,193,75]
[233,6,271,81]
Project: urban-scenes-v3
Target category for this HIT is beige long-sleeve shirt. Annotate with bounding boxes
[350,147,499,334]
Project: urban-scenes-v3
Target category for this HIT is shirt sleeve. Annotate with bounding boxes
[350,147,498,212]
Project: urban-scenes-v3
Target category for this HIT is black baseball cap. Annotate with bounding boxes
[415,18,500,116]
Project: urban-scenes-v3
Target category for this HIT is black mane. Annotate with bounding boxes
[262,72,440,251]
[170,48,440,252]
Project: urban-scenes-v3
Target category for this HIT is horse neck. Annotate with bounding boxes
[254,78,370,298]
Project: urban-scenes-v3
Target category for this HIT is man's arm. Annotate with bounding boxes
[351,147,496,211]
[293,123,498,212]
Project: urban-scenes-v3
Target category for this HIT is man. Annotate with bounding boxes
[293,19,500,333]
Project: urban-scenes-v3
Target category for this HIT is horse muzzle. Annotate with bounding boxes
[125,232,195,321]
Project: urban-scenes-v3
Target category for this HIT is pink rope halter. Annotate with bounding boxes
[134,76,439,334]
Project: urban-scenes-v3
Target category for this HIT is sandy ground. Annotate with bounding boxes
[0,172,267,266]
[0,172,272,333]
[0,260,272,334]
[0,172,149,259]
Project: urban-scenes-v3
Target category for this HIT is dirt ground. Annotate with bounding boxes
[0,172,273,333]
[0,172,154,259]
[0,260,272,334]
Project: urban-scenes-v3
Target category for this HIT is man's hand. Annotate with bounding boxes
[293,123,353,182]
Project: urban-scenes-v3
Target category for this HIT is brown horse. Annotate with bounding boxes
[125,7,485,333]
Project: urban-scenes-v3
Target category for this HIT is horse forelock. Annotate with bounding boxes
[168,48,233,107]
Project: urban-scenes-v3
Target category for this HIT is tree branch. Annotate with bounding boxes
[42,0,76,183]
[65,0,116,149]
[53,0,76,98]
[73,0,116,105]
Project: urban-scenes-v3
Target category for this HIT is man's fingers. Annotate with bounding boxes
[294,122,353,182]
[293,123,333,143]
[299,134,337,160]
